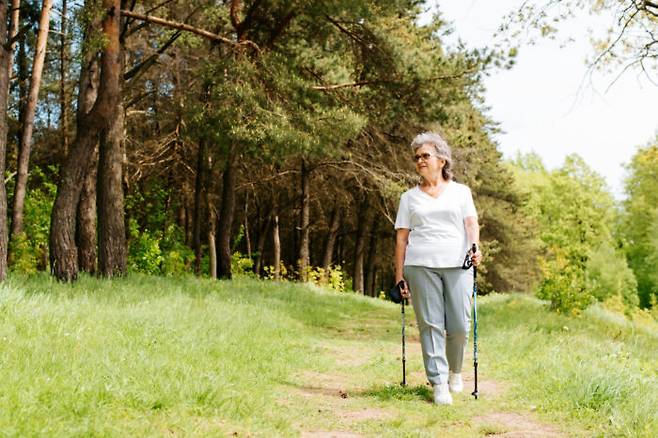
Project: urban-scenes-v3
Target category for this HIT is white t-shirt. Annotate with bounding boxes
[394,181,477,268]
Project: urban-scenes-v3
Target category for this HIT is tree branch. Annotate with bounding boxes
[119,9,259,50]
[311,71,476,90]
[4,24,32,51]
[124,30,182,81]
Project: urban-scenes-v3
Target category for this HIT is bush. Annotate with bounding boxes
[536,253,593,315]
[231,251,255,276]
[586,241,639,309]
[8,167,56,273]
[127,219,164,274]
[304,265,346,292]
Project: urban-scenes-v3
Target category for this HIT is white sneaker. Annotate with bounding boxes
[433,383,453,405]
[449,371,463,393]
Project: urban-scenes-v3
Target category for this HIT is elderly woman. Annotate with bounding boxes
[394,132,482,405]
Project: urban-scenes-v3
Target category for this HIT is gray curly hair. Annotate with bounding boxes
[410,132,453,181]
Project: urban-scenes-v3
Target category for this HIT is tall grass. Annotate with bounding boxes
[0,274,382,436]
[0,275,656,436]
[482,294,658,437]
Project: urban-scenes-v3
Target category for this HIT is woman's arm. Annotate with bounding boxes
[464,216,482,266]
[395,228,410,297]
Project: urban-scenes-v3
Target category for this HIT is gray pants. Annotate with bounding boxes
[403,265,473,386]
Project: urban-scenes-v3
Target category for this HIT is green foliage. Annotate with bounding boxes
[304,265,346,292]
[9,167,56,273]
[128,220,193,276]
[510,154,636,314]
[9,233,38,274]
[586,241,639,309]
[127,219,163,275]
[621,142,658,308]
[231,251,255,277]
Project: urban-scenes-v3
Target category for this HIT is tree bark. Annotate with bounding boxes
[193,139,206,274]
[0,3,14,280]
[76,146,97,274]
[254,213,271,276]
[322,206,340,271]
[50,0,121,281]
[74,21,100,276]
[297,158,310,280]
[243,194,251,259]
[11,0,53,238]
[97,106,126,277]
[217,149,236,279]
[365,217,378,297]
[59,0,69,157]
[208,226,217,278]
[95,0,125,278]
[352,198,370,293]
[272,209,280,280]
[6,0,20,81]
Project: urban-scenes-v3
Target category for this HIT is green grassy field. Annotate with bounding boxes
[0,274,656,436]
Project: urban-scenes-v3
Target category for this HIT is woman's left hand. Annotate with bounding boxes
[471,249,482,267]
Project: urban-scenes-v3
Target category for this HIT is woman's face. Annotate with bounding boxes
[414,143,445,178]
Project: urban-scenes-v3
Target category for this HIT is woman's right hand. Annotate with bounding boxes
[397,279,410,299]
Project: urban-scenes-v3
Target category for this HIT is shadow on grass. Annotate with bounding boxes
[361,384,432,403]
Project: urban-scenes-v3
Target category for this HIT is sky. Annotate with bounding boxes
[426,1,658,198]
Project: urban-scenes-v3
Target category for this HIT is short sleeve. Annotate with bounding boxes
[394,193,411,229]
[461,187,478,219]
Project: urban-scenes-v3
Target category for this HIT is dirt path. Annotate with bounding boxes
[283,338,568,437]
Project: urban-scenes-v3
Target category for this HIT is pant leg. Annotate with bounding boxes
[403,265,448,386]
[441,267,473,374]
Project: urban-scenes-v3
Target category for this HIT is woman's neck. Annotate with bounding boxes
[420,175,449,187]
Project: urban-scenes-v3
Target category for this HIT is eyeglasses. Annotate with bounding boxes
[413,152,435,163]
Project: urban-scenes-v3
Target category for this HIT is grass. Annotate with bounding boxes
[0,274,656,436]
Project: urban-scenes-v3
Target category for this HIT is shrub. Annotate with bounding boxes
[8,167,56,273]
[586,241,639,309]
[127,219,164,274]
[231,251,255,277]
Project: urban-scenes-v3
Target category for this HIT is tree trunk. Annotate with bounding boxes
[206,154,217,279]
[97,106,126,277]
[353,199,370,293]
[59,0,69,157]
[50,0,121,281]
[244,194,251,258]
[208,227,217,278]
[297,158,310,280]
[254,213,271,276]
[365,217,378,297]
[272,209,280,280]
[76,146,97,274]
[217,149,236,279]
[7,0,20,81]
[11,0,53,238]
[322,206,340,271]
[95,0,125,278]
[193,139,206,274]
[0,3,14,280]
[73,15,100,276]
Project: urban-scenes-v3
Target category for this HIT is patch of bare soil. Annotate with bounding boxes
[301,432,363,438]
[474,412,565,437]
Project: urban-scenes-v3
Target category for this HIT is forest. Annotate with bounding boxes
[0,0,656,318]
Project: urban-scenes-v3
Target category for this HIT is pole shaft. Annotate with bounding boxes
[402,300,406,386]
[472,264,479,399]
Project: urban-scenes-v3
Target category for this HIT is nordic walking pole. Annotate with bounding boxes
[401,297,407,386]
[471,243,479,400]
